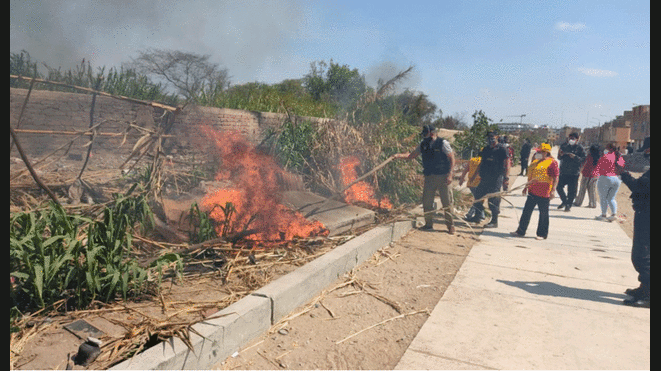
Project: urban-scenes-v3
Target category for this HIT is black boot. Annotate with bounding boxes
[484,219,498,228]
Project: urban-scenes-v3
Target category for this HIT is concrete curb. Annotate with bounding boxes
[111,220,415,370]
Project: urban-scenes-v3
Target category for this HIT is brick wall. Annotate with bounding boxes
[10,88,335,162]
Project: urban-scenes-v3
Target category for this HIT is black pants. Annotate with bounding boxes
[515,194,550,238]
[472,175,503,222]
[632,210,650,292]
[520,158,529,175]
[557,174,579,206]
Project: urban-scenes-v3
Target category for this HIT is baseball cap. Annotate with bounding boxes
[421,125,436,135]
[537,143,552,153]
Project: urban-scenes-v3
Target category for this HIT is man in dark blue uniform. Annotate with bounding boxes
[616,139,650,308]
[467,131,510,228]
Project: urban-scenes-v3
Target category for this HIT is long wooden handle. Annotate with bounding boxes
[303,155,395,218]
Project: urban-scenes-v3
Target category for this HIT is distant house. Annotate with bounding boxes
[629,105,650,150]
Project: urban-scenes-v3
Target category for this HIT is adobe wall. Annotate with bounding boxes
[10,88,332,162]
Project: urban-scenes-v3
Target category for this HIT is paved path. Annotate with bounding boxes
[396,172,650,369]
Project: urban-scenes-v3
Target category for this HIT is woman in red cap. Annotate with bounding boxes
[510,143,559,240]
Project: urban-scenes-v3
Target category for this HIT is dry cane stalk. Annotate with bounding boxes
[335,308,429,344]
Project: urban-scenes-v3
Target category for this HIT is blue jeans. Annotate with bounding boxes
[597,176,621,216]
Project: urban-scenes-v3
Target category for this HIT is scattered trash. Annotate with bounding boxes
[231,351,240,358]
[63,319,104,340]
[278,328,289,335]
[73,337,102,366]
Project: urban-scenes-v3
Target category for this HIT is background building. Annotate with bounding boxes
[629,105,650,150]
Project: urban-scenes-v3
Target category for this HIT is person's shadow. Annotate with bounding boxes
[497,280,627,306]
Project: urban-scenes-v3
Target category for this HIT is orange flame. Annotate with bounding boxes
[339,156,393,209]
[199,126,328,243]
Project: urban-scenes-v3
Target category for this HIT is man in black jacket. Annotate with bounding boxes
[394,125,456,234]
[467,131,510,228]
[616,139,650,308]
[557,132,586,212]
[519,139,532,175]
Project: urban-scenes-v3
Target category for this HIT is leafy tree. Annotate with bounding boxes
[129,48,230,103]
[453,110,500,159]
[395,90,440,127]
[304,60,367,111]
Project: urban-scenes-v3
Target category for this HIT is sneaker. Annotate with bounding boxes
[564,205,571,212]
[595,215,608,221]
[418,224,434,231]
[535,236,547,240]
[484,221,498,228]
[447,225,456,235]
[607,215,618,222]
[557,203,566,209]
[623,296,650,308]
[509,231,524,237]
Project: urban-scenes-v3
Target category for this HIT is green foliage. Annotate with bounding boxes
[304,60,367,111]
[10,193,157,314]
[208,81,335,117]
[274,119,317,172]
[453,110,500,159]
[186,202,218,244]
[9,50,178,105]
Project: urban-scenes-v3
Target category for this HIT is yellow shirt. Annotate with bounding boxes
[467,157,482,188]
[527,157,559,198]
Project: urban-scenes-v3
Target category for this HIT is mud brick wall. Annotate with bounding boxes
[10,88,164,159]
[10,88,336,163]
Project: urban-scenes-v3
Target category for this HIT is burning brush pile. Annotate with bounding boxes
[198,126,329,243]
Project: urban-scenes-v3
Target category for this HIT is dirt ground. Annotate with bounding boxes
[215,166,640,371]
[10,164,639,370]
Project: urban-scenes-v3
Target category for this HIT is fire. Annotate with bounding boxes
[199,127,328,243]
[339,156,392,209]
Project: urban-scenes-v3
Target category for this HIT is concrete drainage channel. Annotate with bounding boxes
[111,194,416,369]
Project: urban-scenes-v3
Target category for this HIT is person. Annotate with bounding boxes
[615,139,649,307]
[394,125,456,234]
[626,142,634,155]
[592,141,625,221]
[510,143,559,240]
[466,131,510,228]
[501,135,514,169]
[573,144,600,208]
[556,132,586,212]
[519,139,532,176]
[458,156,485,222]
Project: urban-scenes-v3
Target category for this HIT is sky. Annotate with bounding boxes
[10,0,649,129]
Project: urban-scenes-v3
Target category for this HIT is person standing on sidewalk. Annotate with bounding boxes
[459,156,485,222]
[510,143,559,240]
[557,132,586,212]
[615,140,650,307]
[593,142,625,222]
[519,139,532,176]
[467,131,510,228]
[573,144,600,208]
[394,125,456,234]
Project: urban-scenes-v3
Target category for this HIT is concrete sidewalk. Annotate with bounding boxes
[396,174,650,370]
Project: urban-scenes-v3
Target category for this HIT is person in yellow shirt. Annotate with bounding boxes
[459,156,485,221]
[510,143,559,240]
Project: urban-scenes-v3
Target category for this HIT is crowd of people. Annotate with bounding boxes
[396,126,650,308]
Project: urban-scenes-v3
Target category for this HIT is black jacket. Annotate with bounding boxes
[620,169,650,213]
[558,142,586,175]
[520,142,532,159]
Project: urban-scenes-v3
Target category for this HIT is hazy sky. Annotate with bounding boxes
[10,0,649,129]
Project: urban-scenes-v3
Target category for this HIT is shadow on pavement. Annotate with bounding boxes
[497,280,627,306]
